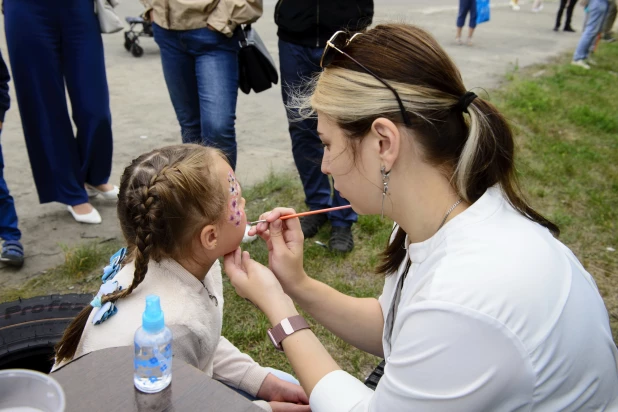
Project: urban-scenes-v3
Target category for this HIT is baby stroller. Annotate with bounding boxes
[123,16,153,58]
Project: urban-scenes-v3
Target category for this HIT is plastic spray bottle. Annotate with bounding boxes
[133,295,173,393]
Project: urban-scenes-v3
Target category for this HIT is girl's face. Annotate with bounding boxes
[215,157,247,254]
[318,112,383,215]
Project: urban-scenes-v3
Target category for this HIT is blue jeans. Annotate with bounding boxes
[153,24,240,169]
[574,0,609,60]
[4,0,113,206]
[278,39,357,228]
[0,131,21,241]
[457,0,478,28]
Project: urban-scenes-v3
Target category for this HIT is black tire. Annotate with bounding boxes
[0,294,92,373]
[131,44,144,58]
[124,39,132,52]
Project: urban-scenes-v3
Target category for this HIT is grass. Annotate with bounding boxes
[1,43,616,377]
[491,43,618,341]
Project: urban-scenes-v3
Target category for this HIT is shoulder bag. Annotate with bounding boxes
[238,24,279,94]
[95,0,124,34]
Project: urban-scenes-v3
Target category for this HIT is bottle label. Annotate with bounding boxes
[134,342,172,382]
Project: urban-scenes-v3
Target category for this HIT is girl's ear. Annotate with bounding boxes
[199,224,218,250]
[371,117,401,172]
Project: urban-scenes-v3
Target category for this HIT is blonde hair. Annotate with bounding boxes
[292,23,558,274]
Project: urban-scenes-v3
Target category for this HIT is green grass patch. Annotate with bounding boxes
[493,43,618,341]
[0,240,123,302]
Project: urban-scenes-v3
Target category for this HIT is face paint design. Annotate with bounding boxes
[227,171,243,227]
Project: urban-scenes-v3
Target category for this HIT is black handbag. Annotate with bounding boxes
[238,25,278,94]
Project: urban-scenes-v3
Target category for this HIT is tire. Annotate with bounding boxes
[131,44,144,58]
[0,294,92,373]
[124,39,132,52]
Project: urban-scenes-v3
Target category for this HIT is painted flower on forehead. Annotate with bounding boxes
[227,170,242,227]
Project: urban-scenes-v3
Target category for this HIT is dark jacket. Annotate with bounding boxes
[275,0,374,48]
[0,51,10,123]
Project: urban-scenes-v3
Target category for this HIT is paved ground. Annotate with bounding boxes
[0,0,586,287]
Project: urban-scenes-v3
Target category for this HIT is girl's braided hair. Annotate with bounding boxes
[55,144,227,363]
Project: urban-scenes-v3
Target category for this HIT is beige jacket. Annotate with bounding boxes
[140,0,262,36]
[52,259,271,411]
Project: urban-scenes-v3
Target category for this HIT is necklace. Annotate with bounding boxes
[437,198,463,231]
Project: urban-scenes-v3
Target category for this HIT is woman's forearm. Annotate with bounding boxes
[289,275,384,357]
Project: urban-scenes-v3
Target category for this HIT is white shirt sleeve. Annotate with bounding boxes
[310,301,535,412]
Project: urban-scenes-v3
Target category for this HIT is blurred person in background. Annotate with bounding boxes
[275,0,374,253]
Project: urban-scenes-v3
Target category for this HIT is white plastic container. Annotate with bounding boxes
[133,295,173,393]
[0,369,65,412]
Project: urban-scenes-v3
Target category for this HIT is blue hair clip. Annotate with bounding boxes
[102,247,127,283]
[92,247,127,325]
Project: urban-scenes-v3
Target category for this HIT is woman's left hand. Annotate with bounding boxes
[257,373,310,410]
[223,248,298,324]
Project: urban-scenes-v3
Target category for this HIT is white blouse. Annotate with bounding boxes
[310,187,618,411]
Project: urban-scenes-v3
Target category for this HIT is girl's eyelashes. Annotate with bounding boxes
[321,142,329,150]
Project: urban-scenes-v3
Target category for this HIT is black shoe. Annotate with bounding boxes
[300,213,328,239]
[553,26,559,32]
[564,26,576,32]
[329,226,354,253]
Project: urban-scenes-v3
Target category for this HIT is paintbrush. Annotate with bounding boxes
[248,205,352,225]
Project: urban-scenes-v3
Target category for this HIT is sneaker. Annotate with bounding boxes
[586,57,597,66]
[242,224,257,243]
[300,213,328,239]
[329,226,354,253]
[553,26,559,32]
[602,36,616,43]
[532,5,543,12]
[564,26,576,32]
[510,1,521,10]
[1,240,24,268]
[455,37,463,45]
[571,59,591,70]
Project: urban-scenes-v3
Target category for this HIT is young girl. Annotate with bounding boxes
[53,144,309,412]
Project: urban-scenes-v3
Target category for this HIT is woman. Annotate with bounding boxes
[224,24,618,411]
[4,0,117,224]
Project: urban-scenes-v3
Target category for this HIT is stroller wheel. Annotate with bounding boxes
[124,39,132,51]
[131,44,144,58]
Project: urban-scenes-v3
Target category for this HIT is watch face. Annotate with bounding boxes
[267,329,283,351]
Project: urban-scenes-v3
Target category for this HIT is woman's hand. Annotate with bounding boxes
[248,208,308,296]
[258,373,310,411]
[223,248,298,325]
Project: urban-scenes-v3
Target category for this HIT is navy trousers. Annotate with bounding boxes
[278,39,357,228]
[0,131,21,241]
[4,0,113,206]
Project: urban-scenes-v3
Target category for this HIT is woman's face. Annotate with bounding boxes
[215,156,247,254]
[318,112,382,215]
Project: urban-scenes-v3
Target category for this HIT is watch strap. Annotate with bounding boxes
[268,315,310,351]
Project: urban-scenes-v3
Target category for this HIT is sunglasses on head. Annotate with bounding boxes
[320,31,412,126]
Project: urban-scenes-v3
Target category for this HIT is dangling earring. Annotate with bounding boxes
[381,166,390,219]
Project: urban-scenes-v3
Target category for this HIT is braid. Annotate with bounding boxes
[55,144,227,364]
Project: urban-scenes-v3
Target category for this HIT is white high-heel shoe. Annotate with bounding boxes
[67,205,102,224]
[86,185,119,200]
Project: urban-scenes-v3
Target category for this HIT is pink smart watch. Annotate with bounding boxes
[267,315,310,351]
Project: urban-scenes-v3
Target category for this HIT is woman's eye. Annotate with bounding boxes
[321,143,329,150]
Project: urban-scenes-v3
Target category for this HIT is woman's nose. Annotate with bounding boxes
[321,157,330,175]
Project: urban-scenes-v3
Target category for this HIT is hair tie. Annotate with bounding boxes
[456,91,478,114]
[90,296,103,308]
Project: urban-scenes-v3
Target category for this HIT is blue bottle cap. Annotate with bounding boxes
[142,295,165,333]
